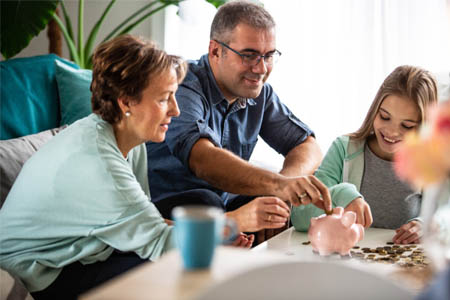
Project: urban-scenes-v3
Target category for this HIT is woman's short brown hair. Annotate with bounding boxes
[91,34,187,124]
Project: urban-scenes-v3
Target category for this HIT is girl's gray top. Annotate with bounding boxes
[360,144,421,229]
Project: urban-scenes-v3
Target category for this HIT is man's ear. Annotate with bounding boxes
[208,40,220,59]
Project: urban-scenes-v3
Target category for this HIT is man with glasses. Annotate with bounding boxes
[146,0,331,242]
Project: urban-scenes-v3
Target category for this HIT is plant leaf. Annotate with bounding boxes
[1,0,59,59]
[205,0,226,8]
[60,0,74,43]
[53,14,80,66]
[77,0,85,67]
[84,0,116,63]
[102,0,162,43]
[117,1,181,37]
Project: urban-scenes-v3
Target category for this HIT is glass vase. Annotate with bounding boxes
[420,177,450,272]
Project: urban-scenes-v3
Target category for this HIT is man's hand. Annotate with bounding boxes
[393,221,422,244]
[275,175,332,212]
[226,197,290,232]
[230,233,255,248]
[344,197,372,228]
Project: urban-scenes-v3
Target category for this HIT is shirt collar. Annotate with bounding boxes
[202,55,257,108]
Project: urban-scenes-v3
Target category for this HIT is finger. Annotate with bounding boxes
[263,197,291,212]
[309,176,332,212]
[364,205,373,228]
[263,211,288,224]
[395,229,414,244]
[393,222,413,240]
[356,209,365,227]
[245,234,255,248]
[302,183,322,207]
[392,230,404,241]
[405,233,419,244]
[400,231,416,244]
[289,194,301,207]
[248,234,255,244]
[264,221,288,229]
[231,235,243,246]
[264,203,291,217]
[299,194,311,206]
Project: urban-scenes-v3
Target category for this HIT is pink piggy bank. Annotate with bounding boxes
[308,207,364,256]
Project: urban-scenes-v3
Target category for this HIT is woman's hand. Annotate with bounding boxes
[230,233,255,248]
[164,219,174,226]
[226,197,290,232]
[392,220,422,244]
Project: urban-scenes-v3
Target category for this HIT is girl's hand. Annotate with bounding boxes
[393,220,422,244]
[344,197,373,228]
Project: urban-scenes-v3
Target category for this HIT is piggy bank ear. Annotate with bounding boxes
[334,207,344,216]
[341,211,356,228]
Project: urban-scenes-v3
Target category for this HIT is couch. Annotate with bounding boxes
[0,54,92,300]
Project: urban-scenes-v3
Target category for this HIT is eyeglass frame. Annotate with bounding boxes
[214,40,281,67]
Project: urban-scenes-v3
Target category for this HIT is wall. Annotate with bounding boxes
[5,0,166,61]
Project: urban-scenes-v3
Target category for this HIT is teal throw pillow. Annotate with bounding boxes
[55,60,92,125]
[0,54,77,140]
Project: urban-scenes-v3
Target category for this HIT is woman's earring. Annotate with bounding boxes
[125,111,131,117]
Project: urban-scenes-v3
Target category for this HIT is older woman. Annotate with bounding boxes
[0,35,251,300]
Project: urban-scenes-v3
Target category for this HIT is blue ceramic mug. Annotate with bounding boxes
[173,205,237,270]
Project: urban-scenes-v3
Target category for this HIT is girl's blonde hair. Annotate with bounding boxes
[350,65,438,140]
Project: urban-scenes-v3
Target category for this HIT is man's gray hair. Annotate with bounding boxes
[210,0,275,43]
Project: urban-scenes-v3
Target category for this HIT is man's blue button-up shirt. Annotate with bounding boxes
[146,54,314,203]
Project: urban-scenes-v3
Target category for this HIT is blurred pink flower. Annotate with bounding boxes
[394,100,450,188]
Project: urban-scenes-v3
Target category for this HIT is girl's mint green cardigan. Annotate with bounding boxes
[291,135,366,231]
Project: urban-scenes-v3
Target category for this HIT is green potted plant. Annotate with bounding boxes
[1,0,225,68]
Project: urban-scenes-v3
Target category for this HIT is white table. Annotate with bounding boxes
[253,227,431,293]
[79,247,295,300]
[254,227,396,257]
[80,228,429,300]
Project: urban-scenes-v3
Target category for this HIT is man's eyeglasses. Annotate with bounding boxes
[214,40,281,67]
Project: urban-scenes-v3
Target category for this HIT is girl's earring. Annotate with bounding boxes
[125,111,131,117]
[370,130,374,135]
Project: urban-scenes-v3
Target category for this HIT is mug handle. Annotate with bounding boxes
[222,218,239,245]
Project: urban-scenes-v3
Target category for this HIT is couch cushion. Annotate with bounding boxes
[0,126,66,208]
[0,54,78,140]
[55,60,93,125]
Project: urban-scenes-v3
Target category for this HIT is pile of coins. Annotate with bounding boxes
[348,243,429,268]
[302,241,430,268]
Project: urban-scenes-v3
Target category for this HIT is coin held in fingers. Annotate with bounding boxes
[318,194,332,215]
